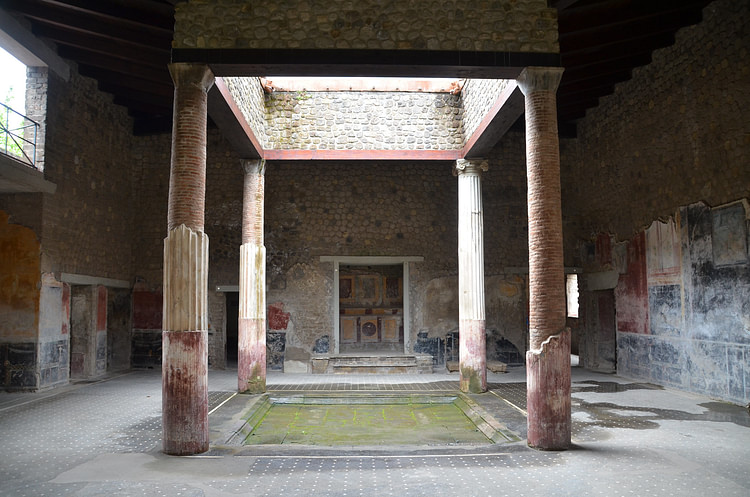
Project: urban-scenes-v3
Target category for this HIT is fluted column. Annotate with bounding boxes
[517,66,570,450]
[455,159,488,393]
[162,63,214,456]
[238,159,267,393]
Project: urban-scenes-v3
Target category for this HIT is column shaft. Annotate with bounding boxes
[517,66,570,450]
[238,160,267,393]
[455,159,488,394]
[162,63,214,456]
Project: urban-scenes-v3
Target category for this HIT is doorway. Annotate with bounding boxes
[339,264,403,354]
[587,289,617,373]
[225,291,239,365]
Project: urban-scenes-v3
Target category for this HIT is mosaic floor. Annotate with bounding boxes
[0,367,748,496]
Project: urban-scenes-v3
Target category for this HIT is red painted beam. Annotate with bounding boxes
[264,149,462,161]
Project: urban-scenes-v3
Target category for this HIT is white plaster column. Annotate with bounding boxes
[455,158,489,393]
[162,63,214,456]
[238,158,267,393]
[517,66,570,451]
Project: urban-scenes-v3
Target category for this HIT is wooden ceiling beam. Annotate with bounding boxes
[31,0,174,30]
[32,24,170,62]
[57,45,170,85]
[560,10,702,53]
[559,0,707,33]
[562,33,672,66]
[7,0,172,49]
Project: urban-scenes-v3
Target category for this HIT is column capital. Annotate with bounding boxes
[241,158,266,176]
[168,63,215,92]
[516,67,564,96]
[454,158,488,177]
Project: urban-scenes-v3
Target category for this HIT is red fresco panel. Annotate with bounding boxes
[268,302,290,331]
[615,231,650,334]
[133,290,163,330]
[61,283,70,335]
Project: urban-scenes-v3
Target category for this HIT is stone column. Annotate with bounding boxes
[455,159,489,394]
[162,63,214,456]
[238,159,267,393]
[517,66,570,450]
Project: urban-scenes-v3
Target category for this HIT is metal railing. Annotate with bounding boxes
[1,101,39,168]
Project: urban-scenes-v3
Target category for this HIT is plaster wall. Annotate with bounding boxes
[38,274,69,388]
[0,211,40,388]
[592,202,750,404]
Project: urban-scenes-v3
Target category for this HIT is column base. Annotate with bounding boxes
[162,330,208,456]
[238,317,266,394]
[459,319,487,393]
[526,328,571,450]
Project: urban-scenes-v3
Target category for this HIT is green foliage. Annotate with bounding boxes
[1,86,27,160]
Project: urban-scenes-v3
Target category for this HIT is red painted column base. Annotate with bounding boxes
[238,318,266,394]
[526,327,571,450]
[162,330,209,455]
[459,319,487,393]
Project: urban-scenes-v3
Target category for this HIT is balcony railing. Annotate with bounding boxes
[1,102,39,168]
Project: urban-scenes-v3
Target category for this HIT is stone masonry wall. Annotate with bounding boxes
[132,129,243,368]
[132,133,170,289]
[39,69,135,280]
[562,0,749,243]
[131,122,531,370]
[25,67,47,171]
[223,77,268,148]
[2,60,139,388]
[460,78,512,144]
[174,0,558,53]
[265,91,463,150]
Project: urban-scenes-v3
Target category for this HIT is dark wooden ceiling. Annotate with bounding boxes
[3,0,713,137]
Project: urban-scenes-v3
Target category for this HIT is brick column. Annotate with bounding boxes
[238,159,267,393]
[455,159,488,393]
[517,66,570,450]
[162,63,214,456]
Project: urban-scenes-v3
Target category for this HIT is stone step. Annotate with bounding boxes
[311,354,433,374]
